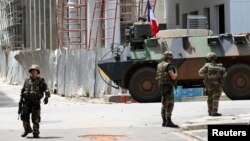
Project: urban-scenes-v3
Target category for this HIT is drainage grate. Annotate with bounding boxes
[79,135,127,141]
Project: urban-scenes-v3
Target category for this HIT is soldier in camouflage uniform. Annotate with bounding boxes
[199,53,226,116]
[156,51,178,128]
[18,64,50,138]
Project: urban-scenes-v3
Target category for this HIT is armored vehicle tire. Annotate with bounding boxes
[223,64,250,100]
[129,67,161,102]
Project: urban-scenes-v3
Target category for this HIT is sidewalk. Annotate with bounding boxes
[180,114,250,141]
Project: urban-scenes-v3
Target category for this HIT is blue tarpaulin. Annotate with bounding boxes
[174,86,203,101]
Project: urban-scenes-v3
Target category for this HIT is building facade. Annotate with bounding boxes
[166,0,250,34]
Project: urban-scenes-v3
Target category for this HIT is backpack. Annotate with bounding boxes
[156,61,170,85]
[206,63,223,80]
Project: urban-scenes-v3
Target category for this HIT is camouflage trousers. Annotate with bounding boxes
[205,84,222,114]
[21,102,41,135]
[161,84,174,119]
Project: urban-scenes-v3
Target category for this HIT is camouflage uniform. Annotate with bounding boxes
[19,65,50,137]
[199,53,226,116]
[157,61,175,118]
[156,51,178,128]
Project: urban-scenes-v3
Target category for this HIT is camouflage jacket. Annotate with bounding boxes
[21,77,50,102]
[199,63,226,85]
[156,61,176,86]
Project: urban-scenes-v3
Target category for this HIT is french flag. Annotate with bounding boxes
[147,0,159,37]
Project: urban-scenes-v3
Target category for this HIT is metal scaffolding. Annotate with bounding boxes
[120,0,136,25]
[88,0,119,50]
[0,0,23,50]
[57,0,87,49]
[56,0,157,50]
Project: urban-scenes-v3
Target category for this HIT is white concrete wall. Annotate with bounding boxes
[166,0,230,34]
[230,0,250,34]
[154,0,166,24]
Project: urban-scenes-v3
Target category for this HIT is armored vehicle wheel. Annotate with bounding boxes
[129,67,161,102]
[223,64,250,100]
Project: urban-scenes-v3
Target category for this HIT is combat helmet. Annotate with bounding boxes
[207,52,217,62]
[29,64,40,74]
[138,16,147,22]
[163,51,173,60]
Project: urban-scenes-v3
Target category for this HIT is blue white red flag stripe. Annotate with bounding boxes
[147,0,159,37]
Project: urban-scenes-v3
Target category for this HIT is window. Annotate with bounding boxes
[189,11,199,29]
[219,4,225,33]
[190,11,198,15]
[176,4,180,25]
[204,8,210,29]
[182,13,188,28]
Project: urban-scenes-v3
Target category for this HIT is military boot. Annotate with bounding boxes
[166,117,179,128]
[21,130,33,137]
[33,134,40,138]
[211,113,222,116]
[162,118,166,127]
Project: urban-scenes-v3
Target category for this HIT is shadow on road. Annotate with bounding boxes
[27,137,64,139]
[0,91,17,108]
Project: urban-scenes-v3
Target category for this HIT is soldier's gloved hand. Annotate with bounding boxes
[18,109,21,114]
[43,97,49,104]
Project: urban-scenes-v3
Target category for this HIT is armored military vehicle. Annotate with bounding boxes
[98,23,250,102]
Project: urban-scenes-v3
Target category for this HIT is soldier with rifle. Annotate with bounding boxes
[18,64,50,138]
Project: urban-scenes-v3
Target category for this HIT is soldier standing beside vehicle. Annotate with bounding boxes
[199,53,226,116]
[18,64,50,138]
[156,51,179,128]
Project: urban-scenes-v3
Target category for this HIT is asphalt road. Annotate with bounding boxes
[0,91,17,108]
[1,81,250,141]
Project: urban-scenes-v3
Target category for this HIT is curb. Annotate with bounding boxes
[104,94,137,103]
[180,114,250,131]
[180,120,249,141]
[181,95,230,102]
[181,124,207,131]
[182,131,205,141]
[181,121,248,131]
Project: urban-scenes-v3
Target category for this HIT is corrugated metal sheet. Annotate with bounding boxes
[0,50,8,80]
[0,50,26,84]
[12,48,113,98]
